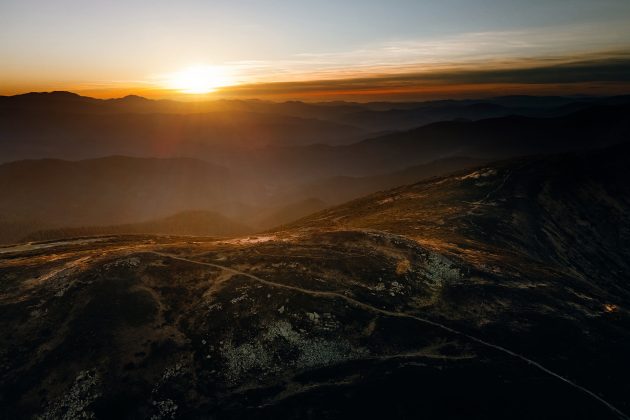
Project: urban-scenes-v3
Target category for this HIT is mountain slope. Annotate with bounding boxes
[292,143,630,284]
[0,156,239,228]
[3,92,630,177]
[285,156,488,205]
[237,104,630,181]
[1,145,629,419]
[23,210,252,242]
[0,155,485,244]
[0,108,366,163]
[250,198,329,230]
[328,104,630,175]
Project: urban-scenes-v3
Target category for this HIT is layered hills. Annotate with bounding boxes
[2,93,630,244]
[1,144,629,419]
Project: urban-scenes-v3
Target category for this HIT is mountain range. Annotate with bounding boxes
[1,143,628,419]
[1,92,630,244]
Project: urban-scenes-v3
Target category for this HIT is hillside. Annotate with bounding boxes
[0,155,485,244]
[323,104,630,175]
[23,210,252,242]
[1,145,629,419]
[0,156,238,227]
[3,92,630,178]
[223,104,630,181]
[293,143,630,275]
[285,157,488,205]
[3,91,628,132]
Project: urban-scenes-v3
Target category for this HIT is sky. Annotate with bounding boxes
[2,0,630,100]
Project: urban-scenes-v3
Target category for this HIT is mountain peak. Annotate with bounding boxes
[118,94,150,102]
[17,91,83,99]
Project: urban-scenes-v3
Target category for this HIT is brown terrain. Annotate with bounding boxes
[1,144,629,419]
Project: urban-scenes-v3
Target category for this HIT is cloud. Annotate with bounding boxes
[19,22,630,100]
[215,51,630,100]
[226,21,630,84]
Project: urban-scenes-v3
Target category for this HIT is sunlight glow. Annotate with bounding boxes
[166,65,234,94]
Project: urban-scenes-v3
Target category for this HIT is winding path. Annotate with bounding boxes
[151,251,629,420]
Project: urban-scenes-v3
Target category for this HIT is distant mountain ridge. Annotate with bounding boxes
[3,92,630,160]
[2,95,629,245]
[23,210,252,242]
[0,155,234,226]
[255,103,630,179]
[0,153,493,244]
[4,91,629,115]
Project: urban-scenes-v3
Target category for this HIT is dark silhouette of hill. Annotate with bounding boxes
[0,217,49,246]
[286,103,630,177]
[0,154,489,244]
[0,108,366,163]
[3,92,629,166]
[217,103,630,184]
[2,103,629,245]
[1,144,629,419]
[4,91,627,118]
[24,210,252,242]
[153,103,628,183]
[327,95,629,131]
[283,157,488,205]
[331,102,510,131]
[0,156,236,227]
[0,91,365,117]
[251,197,329,230]
[291,143,630,285]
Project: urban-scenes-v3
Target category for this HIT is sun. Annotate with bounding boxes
[166,65,234,94]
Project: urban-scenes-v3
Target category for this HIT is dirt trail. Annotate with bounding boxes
[152,251,629,420]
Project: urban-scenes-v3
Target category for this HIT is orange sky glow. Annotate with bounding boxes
[2,1,630,101]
